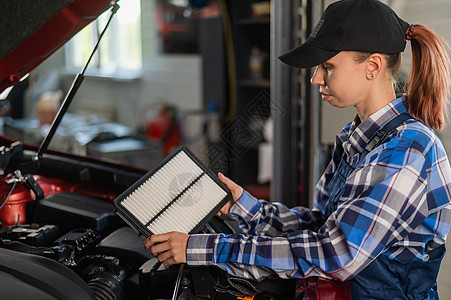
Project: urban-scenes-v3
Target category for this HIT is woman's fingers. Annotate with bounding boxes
[157,248,185,266]
[149,240,171,257]
[144,232,169,250]
[218,172,244,200]
[144,232,189,266]
[218,173,243,215]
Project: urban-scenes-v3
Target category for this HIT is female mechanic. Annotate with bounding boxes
[145,0,451,298]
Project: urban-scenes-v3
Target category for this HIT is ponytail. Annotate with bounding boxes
[406,24,450,131]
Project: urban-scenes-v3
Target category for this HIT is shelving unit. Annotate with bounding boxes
[203,0,305,205]
[225,0,271,199]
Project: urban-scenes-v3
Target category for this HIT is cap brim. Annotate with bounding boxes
[278,41,340,68]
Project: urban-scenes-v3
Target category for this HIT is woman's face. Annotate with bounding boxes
[311,51,371,109]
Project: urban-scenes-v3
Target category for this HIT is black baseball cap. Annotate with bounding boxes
[279,0,410,68]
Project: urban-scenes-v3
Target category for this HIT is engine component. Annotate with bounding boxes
[88,272,123,300]
[139,258,188,299]
[0,174,32,227]
[96,226,153,270]
[34,191,123,235]
[54,228,101,261]
[0,247,96,300]
[78,254,125,300]
[9,224,59,246]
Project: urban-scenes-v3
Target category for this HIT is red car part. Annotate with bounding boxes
[0,174,118,227]
[0,0,113,93]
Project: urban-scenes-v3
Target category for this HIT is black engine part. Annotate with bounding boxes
[78,254,126,300]
[96,226,153,269]
[31,191,123,235]
[0,247,95,300]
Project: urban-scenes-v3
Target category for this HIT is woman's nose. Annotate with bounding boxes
[310,67,325,86]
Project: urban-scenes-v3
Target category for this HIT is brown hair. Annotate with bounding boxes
[405,24,450,130]
[353,25,450,130]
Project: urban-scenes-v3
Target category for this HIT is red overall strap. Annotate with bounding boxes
[298,277,351,299]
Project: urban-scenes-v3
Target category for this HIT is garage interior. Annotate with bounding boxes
[1,0,451,298]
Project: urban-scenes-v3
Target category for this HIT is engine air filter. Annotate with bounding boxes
[113,146,231,237]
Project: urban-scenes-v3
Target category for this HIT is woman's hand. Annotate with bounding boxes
[216,173,244,216]
[143,174,242,265]
[144,232,189,267]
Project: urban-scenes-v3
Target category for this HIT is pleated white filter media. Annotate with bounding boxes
[114,147,231,237]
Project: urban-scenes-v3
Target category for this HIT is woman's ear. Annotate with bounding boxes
[367,53,383,80]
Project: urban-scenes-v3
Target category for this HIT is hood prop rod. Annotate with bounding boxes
[35,2,120,162]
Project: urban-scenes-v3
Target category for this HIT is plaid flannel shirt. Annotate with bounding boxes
[186,96,451,281]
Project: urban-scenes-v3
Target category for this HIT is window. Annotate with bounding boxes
[65,0,142,79]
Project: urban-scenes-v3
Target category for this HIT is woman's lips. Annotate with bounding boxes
[320,92,331,101]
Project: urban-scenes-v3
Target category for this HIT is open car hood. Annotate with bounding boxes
[0,0,113,94]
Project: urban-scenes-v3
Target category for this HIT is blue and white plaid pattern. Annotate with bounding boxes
[187,97,451,281]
